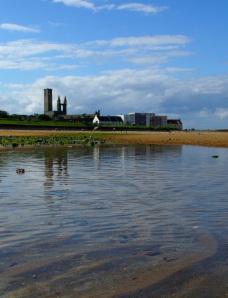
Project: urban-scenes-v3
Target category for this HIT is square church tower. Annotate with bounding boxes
[44,89,53,114]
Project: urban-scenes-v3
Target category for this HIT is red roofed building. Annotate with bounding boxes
[167,119,183,130]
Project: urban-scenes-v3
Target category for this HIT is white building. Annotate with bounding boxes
[93,115,123,126]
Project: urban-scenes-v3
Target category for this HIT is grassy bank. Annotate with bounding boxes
[0,133,105,149]
[0,130,228,148]
[0,118,91,128]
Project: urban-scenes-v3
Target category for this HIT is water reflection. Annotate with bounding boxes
[92,144,182,159]
[0,144,227,298]
[44,148,68,190]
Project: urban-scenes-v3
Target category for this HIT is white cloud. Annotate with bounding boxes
[1,69,172,114]
[0,40,71,57]
[53,0,95,9]
[128,55,168,65]
[96,4,115,11]
[0,58,78,71]
[0,59,46,70]
[48,21,65,27]
[0,23,40,33]
[215,108,228,120]
[117,3,167,14]
[90,35,190,48]
[0,35,191,71]
[52,0,167,14]
[0,39,77,70]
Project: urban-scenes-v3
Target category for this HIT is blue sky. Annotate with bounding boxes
[0,0,228,128]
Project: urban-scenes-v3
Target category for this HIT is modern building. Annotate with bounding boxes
[44,89,67,118]
[151,115,167,127]
[122,113,155,126]
[121,112,182,129]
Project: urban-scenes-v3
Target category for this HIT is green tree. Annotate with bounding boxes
[37,114,51,121]
[0,110,9,118]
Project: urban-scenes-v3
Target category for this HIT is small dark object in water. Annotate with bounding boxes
[163,256,177,262]
[16,168,25,174]
[9,262,18,267]
[146,251,160,257]
[212,155,219,158]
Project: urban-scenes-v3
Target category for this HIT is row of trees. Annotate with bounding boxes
[0,110,54,121]
[0,110,96,123]
[0,110,9,118]
[0,110,96,122]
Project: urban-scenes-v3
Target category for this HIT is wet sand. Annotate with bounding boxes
[0,130,228,148]
[2,231,228,298]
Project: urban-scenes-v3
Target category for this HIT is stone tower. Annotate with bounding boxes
[44,89,53,114]
[63,96,67,115]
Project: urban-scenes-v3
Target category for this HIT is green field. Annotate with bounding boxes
[0,118,90,127]
[0,118,179,131]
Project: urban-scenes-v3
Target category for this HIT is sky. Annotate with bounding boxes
[0,0,228,128]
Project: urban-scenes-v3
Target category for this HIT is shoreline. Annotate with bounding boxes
[0,130,228,149]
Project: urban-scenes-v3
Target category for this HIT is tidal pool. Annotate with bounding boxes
[0,145,227,297]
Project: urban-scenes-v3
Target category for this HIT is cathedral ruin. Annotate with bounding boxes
[44,89,67,118]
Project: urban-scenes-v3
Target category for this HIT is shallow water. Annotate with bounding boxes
[0,145,227,297]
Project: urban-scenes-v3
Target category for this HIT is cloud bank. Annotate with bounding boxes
[1,32,227,128]
[0,35,190,71]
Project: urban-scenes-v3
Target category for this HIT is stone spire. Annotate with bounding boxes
[57,96,61,113]
[63,96,67,115]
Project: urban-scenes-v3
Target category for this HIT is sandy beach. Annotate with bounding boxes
[0,130,228,148]
[103,131,228,148]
